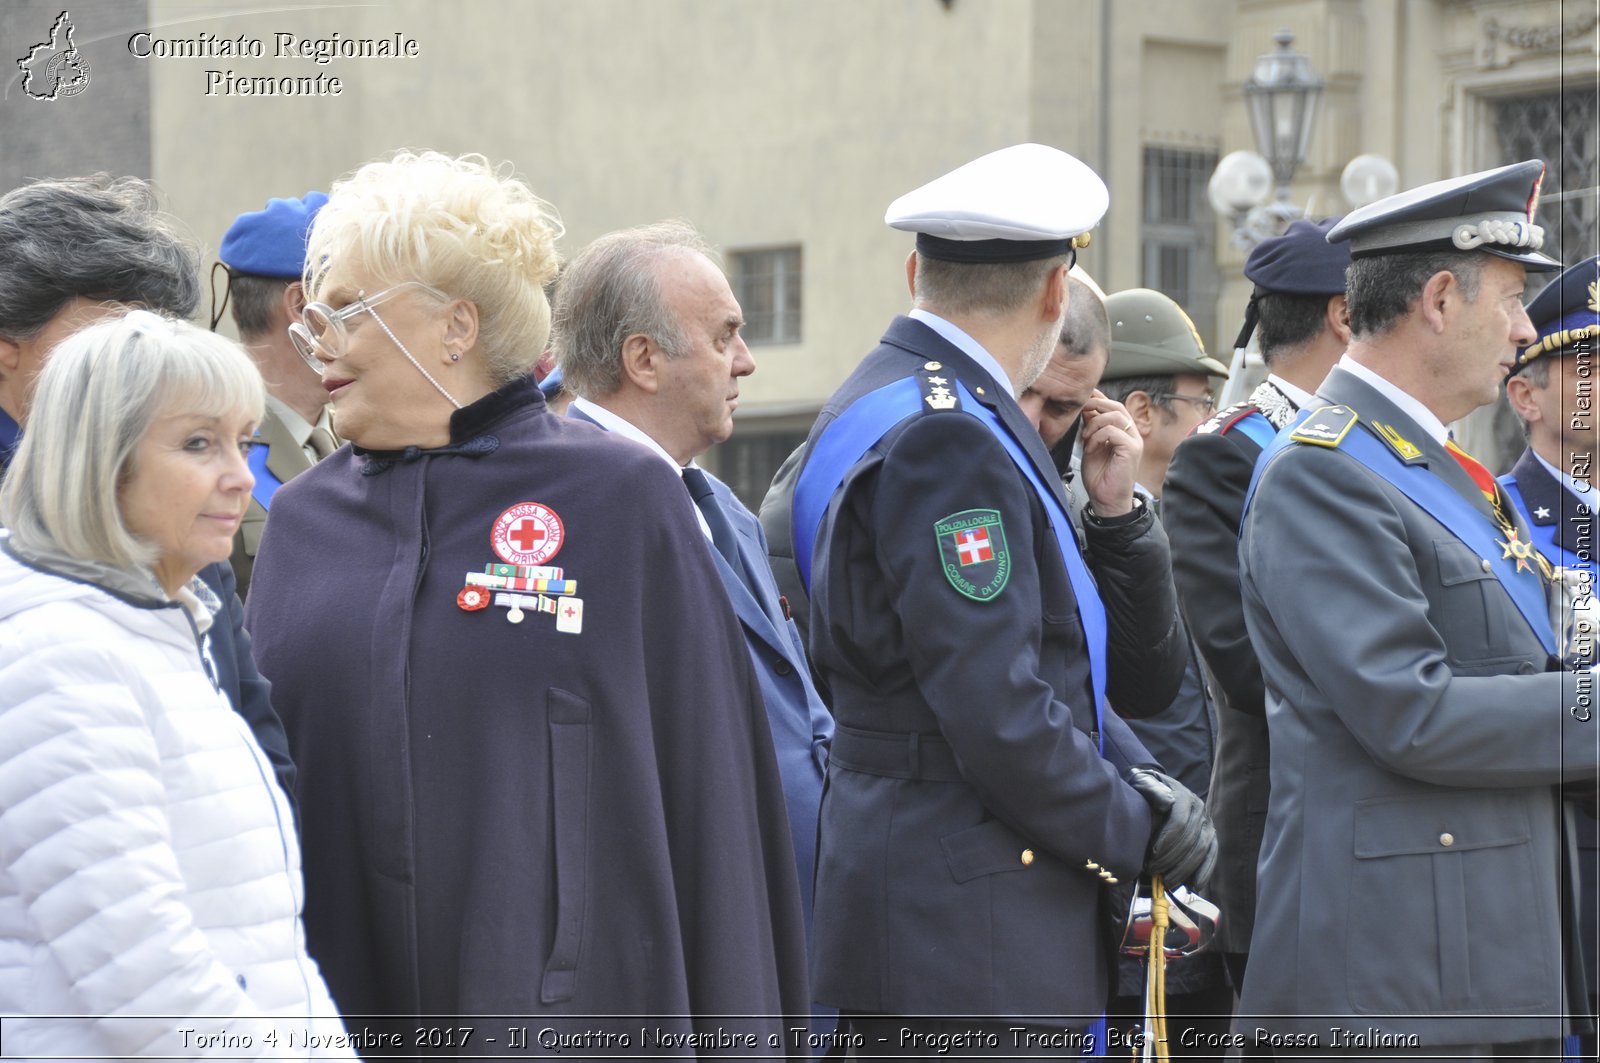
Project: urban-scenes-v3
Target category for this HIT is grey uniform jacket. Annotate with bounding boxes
[1237,365,1595,1043]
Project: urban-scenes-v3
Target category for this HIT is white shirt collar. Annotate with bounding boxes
[568,397,713,540]
[1335,355,1450,445]
[908,308,1016,398]
[1266,373,1317,410]
[1533,448,1597,504]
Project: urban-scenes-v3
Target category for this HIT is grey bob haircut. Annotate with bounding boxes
[0,311,264,572]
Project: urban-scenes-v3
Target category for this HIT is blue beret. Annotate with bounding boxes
[219,191,328,278]
[1244,217,1349,295]
[1511,255,1599,375]
[539,365,566,398]
[1327,160,1558,271]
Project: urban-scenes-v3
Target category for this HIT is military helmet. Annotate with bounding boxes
[1103,288,1230,380]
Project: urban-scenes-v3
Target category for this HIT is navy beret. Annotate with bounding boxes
[1244,217,1349,295]
[1511,254,1599,375]
[1327,160,1558,270]
[219,192,328,278]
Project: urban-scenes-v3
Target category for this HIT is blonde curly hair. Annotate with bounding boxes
[305,150,564,385]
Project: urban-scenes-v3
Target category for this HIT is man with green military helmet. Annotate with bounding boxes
[1097,287,1231,499]
[1096,285,1234,1049]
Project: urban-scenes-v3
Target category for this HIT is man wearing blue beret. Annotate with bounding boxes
[1238,160,1595,1055]
[1160,217,1350,1022]
[1502,254,1600,1060]
[215,192,336,598]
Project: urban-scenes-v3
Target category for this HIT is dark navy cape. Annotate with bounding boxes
[246,376,808,1054]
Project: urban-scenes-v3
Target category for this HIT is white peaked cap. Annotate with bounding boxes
[886,144,1109,262]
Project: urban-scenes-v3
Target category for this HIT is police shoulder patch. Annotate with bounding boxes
[935,508,1010,601]
[918,367,961,413]
[1289,405,1357,448]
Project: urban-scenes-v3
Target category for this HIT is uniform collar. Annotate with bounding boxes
[908,308,1017,398]
[265,393,313,450]
[1266,373,1317,410]
[1335,354,1450,445]
[1532,447,1595,506]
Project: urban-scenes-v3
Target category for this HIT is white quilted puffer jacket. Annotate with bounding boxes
[0,539,356,1060]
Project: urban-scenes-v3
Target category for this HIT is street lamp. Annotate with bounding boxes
[1244,29,1325,201]
[1208,29,1326,249]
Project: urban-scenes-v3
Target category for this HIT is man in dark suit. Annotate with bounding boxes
[1501,254,1600,1058]
[551,220,834,1036]
[793,144,1215,1053]
[0,174,295,806]
[1160,218,1349,1009]
[215,192,339,599]
[1238,161,1593,1055]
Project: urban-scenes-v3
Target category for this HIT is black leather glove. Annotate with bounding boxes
[1125,766,1217,890]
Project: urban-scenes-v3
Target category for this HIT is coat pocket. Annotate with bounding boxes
[542,688,591,1003]
[1347,792,1549,1014]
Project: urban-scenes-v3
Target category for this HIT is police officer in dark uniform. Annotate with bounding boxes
[796,144,1216,1055]
[1500,254,1600,1058]
[1159,218,1350,1010]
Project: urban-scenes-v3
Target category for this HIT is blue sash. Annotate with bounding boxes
[1246,416,1557,658]
[247,439,283,511]
[793,377,1108,749]
[1229,409,1275,451]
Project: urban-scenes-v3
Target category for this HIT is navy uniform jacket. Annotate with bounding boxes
[247,377,809,1051]
[1160,380,1301,956]
[0,426,296,810]
[1238,366,1595,1043]
[804,316,1156,1019]
[567,406,832,947]
[1501,447,1600,998]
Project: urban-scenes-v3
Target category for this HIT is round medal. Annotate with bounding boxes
[490,501,565,565]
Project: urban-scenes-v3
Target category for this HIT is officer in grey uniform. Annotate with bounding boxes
[1237,159,1593,1056]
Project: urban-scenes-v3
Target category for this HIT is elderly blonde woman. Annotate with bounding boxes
[0,312,355,1058]
[244,151,807,1047]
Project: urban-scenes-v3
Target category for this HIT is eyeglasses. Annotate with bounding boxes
[288,281,448,374]
[289,280,463,410]
[1154,392,1217,416]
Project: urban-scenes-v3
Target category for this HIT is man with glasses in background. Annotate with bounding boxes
[1092,285,1234,1050]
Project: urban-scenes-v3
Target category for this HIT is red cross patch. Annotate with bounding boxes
[491,501,565,565]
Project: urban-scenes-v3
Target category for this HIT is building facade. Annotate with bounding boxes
[2,0,1593,497]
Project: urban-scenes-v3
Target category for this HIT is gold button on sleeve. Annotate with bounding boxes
[1020,849,1035,866]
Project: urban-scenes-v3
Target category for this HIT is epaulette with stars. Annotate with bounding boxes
[916,361,961,413]
[1194,400,1259,436]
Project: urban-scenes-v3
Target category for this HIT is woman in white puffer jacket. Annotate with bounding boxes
[0,312,357,1060]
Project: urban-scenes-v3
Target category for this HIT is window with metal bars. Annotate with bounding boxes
[1492,85,1598,269]
[731,246,803,345]
[1141,146,1222,349]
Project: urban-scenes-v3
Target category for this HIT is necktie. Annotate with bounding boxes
[682,466,753,591]
[308,424,340,461]
[1445,439,1552,580]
